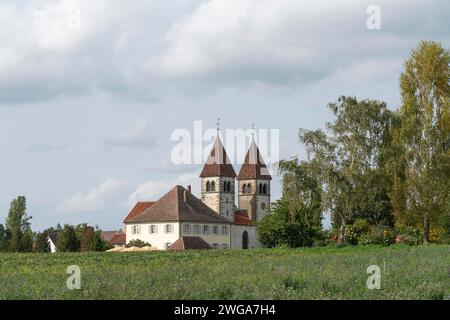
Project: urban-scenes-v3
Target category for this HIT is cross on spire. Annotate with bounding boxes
[251,123,256,140]
[216,117,220,136]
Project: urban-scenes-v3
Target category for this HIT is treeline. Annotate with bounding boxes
[0,196,112,253]
[259,40,450,247]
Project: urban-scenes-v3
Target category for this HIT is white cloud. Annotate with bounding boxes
[128,171,199,207]
[0,0,448,104]
[58,178,124,212]
[146,0,450,86]
[104,118,157,149]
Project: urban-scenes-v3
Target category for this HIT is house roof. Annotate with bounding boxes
[123,202,155,223]
[200,137,236,178]
[168,236,212,251]
[234,210,255,226]
[101,231,119,242]
[48,233,59,244]
[237,140,272,180]
[109,232,126,245]
[124,185,232,224]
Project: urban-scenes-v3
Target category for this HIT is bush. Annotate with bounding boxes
[126,239,151,248]
[429,227,449,244]
[345,219,369,245]
[394,226,422,245]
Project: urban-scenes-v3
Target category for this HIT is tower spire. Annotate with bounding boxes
[216,117,220,136]
[251,123,255,141]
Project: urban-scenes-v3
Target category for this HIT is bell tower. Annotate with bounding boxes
[237,137,271,222]
[199,120,236,221]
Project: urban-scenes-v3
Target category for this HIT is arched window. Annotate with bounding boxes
[227,181,231,192]
[223,181,227,192]
[242,184,247,194]
[259,183,263,194]
[247,183,252,193]
[211,181,216,191]
[206,181,211,192]
[263,184,267,195]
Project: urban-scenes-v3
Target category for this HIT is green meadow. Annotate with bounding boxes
[0,245,448,300]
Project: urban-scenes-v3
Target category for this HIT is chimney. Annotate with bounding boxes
[187,185,192,193]
[184,190,188,203]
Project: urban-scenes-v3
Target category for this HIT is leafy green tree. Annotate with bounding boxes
[278,159,323,232]
[258,199,321,248]
[34,231,51,253]
[392,40,450,243]
[0,224,10,252]
[21,230,34,252]
[300,97,396,243]
[56,225,80,252]
[5,196,32,252]
[79,224,94,251]
[258,200,290,247]
[91,228,109,251]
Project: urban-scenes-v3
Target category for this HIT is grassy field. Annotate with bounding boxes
[0,245,448,300]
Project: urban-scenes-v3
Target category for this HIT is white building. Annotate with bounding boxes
[123,136,271,250]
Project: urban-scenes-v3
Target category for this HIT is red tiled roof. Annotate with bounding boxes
[234,210,254,226]
[124,186,233,224]
[200,137,236,178]
[109,232,126,245]
[237,140,272,181]
[123,202,155,223]
[101,231,119,242]
[168,236,212,251]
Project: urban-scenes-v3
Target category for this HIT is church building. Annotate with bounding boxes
[123,135,271,250]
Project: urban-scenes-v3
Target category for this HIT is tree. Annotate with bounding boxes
[258,199,321,248]
[392,40,450,243]
[277,159,323,232]
[5,196,32,252]
[21,230,34,252]
[56,225,80,252]
[91,228,109,251]
[258,200,290,247]
[0,224,10,252]
[300,97,396,243]
[79,224,94,252]
[34,231,51,253]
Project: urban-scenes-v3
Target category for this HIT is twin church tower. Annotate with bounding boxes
[199,135,272,223]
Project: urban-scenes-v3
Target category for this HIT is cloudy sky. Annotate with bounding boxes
[0,0,448,231]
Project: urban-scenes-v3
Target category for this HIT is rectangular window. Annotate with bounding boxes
[193,225,200,235]
[132,225,140,235]
[203,225,210,235]
[165,224,173,233]
[212,243,219,249]
[221,243,229,249]
[165,242,172,250]
[149,225,158,234]
[222,226,228,235]
[212,225,219,234]
[183,224,191,234]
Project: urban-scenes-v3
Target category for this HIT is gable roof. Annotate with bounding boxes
[109,232,126,245]
[101,231,119,242]
[48,233,59,244]
[124,202,155,223]
[200,137,236,178]
[168,236,212,251]
[124,185,232,224]
[237,140,272,180]
[234,210,255,226]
